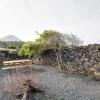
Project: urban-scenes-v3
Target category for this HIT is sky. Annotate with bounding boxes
[0,0,100,44]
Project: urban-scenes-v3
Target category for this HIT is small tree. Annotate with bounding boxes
[18,41,42,58]
[18,42,34,58]
[19,30,83,69]
[37,30,65,70]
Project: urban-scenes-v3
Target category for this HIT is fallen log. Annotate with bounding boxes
[3,59,32,70]
[19,79,44,100]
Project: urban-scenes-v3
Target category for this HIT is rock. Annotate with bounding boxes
[93,72,100,81]
[88,68,96,76]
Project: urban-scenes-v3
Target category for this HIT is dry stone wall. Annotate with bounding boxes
[62,44,100,68]
[41,44,100,74]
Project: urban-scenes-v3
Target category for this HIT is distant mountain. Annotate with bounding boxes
[0,35,21,41]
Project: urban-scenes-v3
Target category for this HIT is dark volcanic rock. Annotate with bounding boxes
[41,44,100,73]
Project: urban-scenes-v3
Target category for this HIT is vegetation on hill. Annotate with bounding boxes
[0,41,24,50]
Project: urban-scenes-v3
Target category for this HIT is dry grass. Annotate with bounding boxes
[0,68,36,99]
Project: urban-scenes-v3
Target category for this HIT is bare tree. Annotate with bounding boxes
[63,33,83,46]
[41,30,83,70]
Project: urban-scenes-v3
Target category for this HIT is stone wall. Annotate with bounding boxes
[41,44,100,75]
[62,44,100,74]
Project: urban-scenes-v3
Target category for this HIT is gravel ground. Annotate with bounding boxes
[1,65,100,100]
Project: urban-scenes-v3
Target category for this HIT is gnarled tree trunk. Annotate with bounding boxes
[21,80,44,100]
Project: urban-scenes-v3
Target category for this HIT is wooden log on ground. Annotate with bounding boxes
[20,79,44,100]
[2,59,32,70]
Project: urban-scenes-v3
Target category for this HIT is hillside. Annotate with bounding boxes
[0,35,21,41]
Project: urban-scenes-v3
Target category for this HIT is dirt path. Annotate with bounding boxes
[30,65,100,100]
[1,65,100,100]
